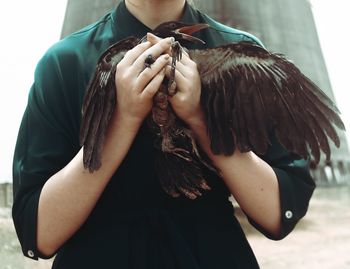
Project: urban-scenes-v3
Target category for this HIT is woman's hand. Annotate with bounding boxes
[114,36,173,125]
[147,33,205,128]
[166,51,205,127]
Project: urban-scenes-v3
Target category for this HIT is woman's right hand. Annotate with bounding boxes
[114,35,174,125]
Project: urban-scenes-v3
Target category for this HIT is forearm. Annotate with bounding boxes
[189,119,281,236]
[37,114,141,256]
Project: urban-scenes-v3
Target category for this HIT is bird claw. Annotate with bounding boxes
[166,41,183,96]
[171,41,183,62]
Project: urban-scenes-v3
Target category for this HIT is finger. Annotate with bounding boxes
[132,37,174,72]
[136,54,170,92]
[147,33,173,55]
[120,41,152,66]
[140,68,166,99]
[148,33,190,62]
[148,33,191,60]
[147,32,163,44]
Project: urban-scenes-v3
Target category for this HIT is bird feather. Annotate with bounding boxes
[189,41,345,164]
[80,22,345,199]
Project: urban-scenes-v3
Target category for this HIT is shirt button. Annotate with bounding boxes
[285,210,293,219]
[27,250,35,258]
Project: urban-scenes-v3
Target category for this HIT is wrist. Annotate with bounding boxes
[110,110,144,131]
[185,110,206,130]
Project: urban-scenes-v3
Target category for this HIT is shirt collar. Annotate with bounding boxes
[111,0,200,40]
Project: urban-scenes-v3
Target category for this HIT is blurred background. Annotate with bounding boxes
[0,0,349,268]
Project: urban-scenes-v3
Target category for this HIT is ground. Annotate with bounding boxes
[1,186,349,269]
[246,186,350,269]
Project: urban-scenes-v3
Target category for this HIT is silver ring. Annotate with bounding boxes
[144,54,156,68]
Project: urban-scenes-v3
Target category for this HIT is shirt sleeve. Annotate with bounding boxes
[12,46,81,260]
[247,132,316,240]
[228,31,316,240]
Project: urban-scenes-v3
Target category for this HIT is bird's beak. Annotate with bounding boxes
[175,23,209,44]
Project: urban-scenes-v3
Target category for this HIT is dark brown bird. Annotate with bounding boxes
[80,21,345,199]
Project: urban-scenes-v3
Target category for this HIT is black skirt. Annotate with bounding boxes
[51,198,259,269]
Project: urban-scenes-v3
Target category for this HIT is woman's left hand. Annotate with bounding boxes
[165,51,205,126]
[147,33,205,127]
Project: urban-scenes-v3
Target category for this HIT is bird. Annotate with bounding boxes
[79,21,345,199]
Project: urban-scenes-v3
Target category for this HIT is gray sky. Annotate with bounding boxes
[0,0,68,182]
[0,0,349,182]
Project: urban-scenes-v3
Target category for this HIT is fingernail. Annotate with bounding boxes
[164,55,170,60]
[170,37,175,43]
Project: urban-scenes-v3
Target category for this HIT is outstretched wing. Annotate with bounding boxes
[80,37,139,172]
[189,42,345,163]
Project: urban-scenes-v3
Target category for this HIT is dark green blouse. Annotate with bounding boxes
[12,1,315,268]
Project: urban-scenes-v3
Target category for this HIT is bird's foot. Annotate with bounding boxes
[169,148,192,162]
[167,41,183,96]
[161,139,192,161]
[171,40,183,62]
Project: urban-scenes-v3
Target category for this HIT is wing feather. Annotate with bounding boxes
[251,84,270,153]
[79,37,139,171]
[189,42,345,163]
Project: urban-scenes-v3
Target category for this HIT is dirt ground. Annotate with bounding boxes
[1,186,349,269]
[245,186,350,269]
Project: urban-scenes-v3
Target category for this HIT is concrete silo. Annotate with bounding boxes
[198,0,350,184]
[61,0,116,37]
